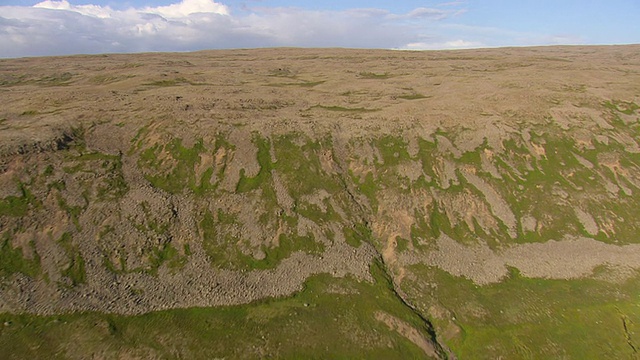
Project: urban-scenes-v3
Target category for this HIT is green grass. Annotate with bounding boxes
[458,146,484,167]
[200,208,325,270]
[57,233,86,286]
[96,155,128,201]
[488,128,633,244]
[311,105,379,113]
[43,165,54,176]
[343,225,364,248]
[0,183,37,217]
[200,208,241,268]
[268,80,325,87]
[416,137,438,173]
[410,209,437,250]
[0,195,30,217]
[37,72,73,86]
[358,72,393,79]
[375,135,412,167]
[234,134,282,226]
[0,74,28,87]
[272,134,341,197]
[0,232,41,278]
[236,135,273,193]
[102,233,181,275]
[193,134,234,196]
[398,93,428,100]
[403,265,640,360]
[143,77,208,87]
[417,177,506,246]
[395,237,409,253]
[62,151,129,201]
[0,261,443,359]
[149,243,187,272]
[90,75,134,84]
[68,125,87,150]
[56,195,84,231]
[353,171,378,212]
[296,200,342,224]
[347,128,640,248]
[234,135,280,223]
[345,136,415,214]
[144,79,182,87]
[409,126,631,245]
[0,72,73,87]
[129,124,150,154]
[139,138,206,194]
[603,100,639,116]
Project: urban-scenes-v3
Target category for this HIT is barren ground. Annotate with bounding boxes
[1,46,640,359]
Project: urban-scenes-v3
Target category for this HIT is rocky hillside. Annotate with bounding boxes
[1,46,640,358]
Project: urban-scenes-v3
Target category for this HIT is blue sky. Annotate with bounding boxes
[0,0,638,58]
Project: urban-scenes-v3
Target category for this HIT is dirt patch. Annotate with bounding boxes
[407,234,640,285]
[574,208,599,236]
[461,170,517,238]
[375,311,439,358]
[2,46,640,320]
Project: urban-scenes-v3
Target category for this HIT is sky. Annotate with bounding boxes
[0,0,638,58]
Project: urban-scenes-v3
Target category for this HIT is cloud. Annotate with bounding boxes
[34,0,113,18]
[403,7,447,20]
[143,0,229,18]
[0,0,461,57]
[400,39,484,50]
[437,1,467,7]
[432,23,587,49]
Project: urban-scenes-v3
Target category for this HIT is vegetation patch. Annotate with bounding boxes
[268,80,325,87]
[37,72,73,86]
[0,232,41,278]
[150,242,188,272]
[236,135,273,194]
[272,134,341,197]
[200,208,324,270]
[374,135,412,167]
[403,265,640,359]
[352,171,378,212]
[343,224,367,248]
[398,93,428,100]
[56,195,85,231]
[0,261,442,359]
[358,72,393,79]
[139,138,206,194]
[57,232,86,286]
[311,105,379,113]
[0,183,38,217]
[90,74,135,84]
[603,100,639,115]
[96,154,128,201]
[20,110,39,116]
[143,77,208,87]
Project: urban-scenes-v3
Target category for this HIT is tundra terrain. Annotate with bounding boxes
[1,46,640,359]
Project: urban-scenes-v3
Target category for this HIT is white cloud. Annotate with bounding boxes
[400,39,484,50]
[428,23,588,50]
[34,0,114,18]
[444,39,482,48]
[403,7,447,20]
[143,0,229,18]
[0,0,461,57]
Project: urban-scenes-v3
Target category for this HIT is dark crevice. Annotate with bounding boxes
[621,314,638,354]
[376,254,456,360]
[330,134,453,358]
